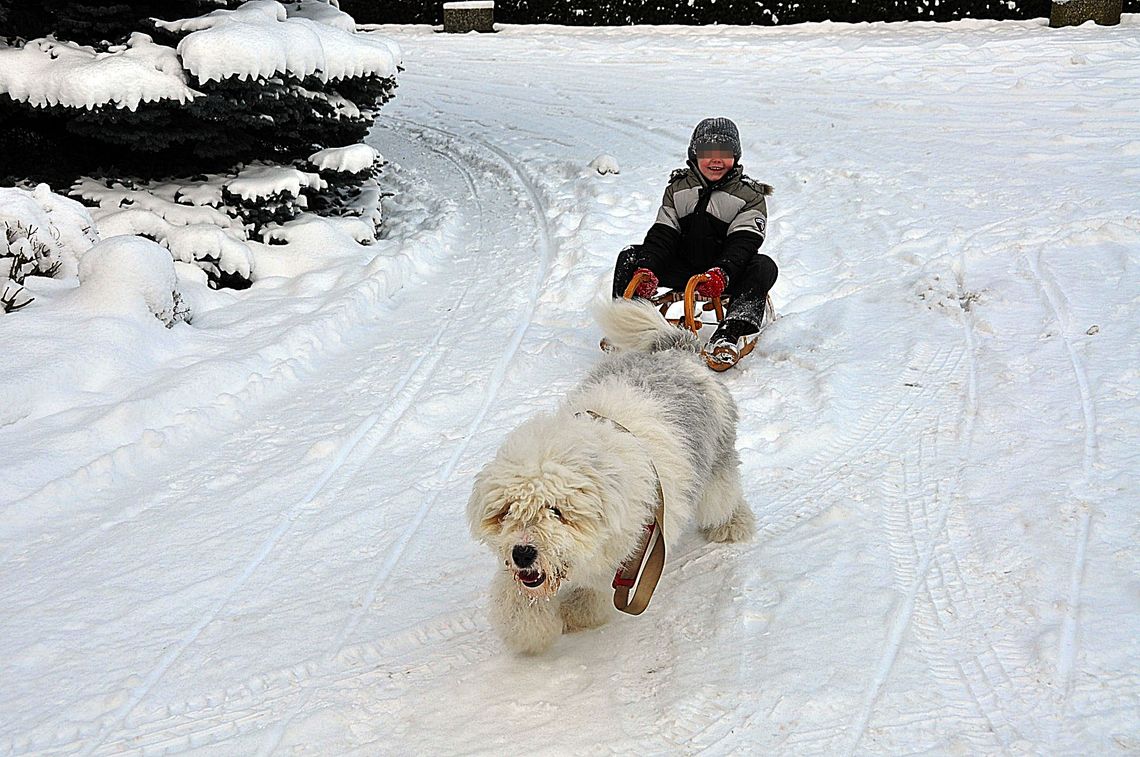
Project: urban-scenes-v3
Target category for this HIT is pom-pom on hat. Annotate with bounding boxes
[688,117,741,163]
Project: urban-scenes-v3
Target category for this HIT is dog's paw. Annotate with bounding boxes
[559,587,610,633]
[492,603,562,655]
[701,504,756,543]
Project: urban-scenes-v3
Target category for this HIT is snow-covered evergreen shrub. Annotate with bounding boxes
[305,144,385,235]
[0,184,98,312]
[1,224,48,312]
[0,0,400,289]
[73,174,262,290]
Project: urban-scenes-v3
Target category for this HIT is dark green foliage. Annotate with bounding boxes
[0,100,79,187]
[338,0,437,24]
[307,165,378,217]
[346,0,1137,25]
[0,0,228,45]
[54,75,389,176]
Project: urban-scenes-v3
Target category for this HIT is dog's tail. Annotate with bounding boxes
[594,297,703,354]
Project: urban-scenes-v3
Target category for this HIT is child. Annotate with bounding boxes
[612,117,777,366]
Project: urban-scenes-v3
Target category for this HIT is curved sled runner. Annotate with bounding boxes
[605,271,772,371]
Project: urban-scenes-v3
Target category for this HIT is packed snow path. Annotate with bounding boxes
[3,19,1139,755]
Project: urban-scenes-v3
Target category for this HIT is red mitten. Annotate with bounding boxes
[696,267,728,298]
[633,268,659,298]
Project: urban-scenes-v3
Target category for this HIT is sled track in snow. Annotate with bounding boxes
[755,330,966,544]
[257,117,558,755]
[65,121,558,757]
[1023,248,1097,701]
[1,267,399,527]
[18,610,488,756]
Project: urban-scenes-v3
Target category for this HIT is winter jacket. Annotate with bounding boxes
[639,164,773,283]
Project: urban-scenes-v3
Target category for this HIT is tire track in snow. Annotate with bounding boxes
[757,337,965,543]
[842,292,982,754]
[838,262,1055,752]
[868,417,1017,753]
[75,409,387,757]
[257,117,558,755]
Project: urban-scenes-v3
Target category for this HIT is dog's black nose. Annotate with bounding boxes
[512,544,538,568]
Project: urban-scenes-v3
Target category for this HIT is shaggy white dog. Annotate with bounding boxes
[467,298,755,654]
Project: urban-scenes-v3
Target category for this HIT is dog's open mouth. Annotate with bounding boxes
[516,568,546,588]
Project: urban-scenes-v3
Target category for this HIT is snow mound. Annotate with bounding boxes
[262,213,375,248]
[308,144,381,174]
[589,154,621,175]
[0,33,200,111]
[255,214,375,278]
[76,236,189,327]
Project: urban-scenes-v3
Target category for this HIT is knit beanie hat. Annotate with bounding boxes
[688,117,741,163]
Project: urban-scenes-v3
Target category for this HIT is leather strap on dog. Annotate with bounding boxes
[577,410,667,616]
[611,491,665,616]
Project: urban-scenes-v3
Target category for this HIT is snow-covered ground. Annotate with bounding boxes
[3,16,1139,755]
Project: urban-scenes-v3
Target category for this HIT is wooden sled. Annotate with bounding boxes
[607,271,767,371]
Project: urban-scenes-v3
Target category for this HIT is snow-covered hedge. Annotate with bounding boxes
[346,0,1138,24]
[76,235,192,328]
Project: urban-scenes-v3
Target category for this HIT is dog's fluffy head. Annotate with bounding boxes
[467,413,624,600]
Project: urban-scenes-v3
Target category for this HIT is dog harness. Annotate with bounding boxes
[577,410,667,616]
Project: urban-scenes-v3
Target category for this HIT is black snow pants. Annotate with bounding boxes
[611,245,778,331]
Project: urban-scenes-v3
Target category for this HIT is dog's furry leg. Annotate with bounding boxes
[559,587,611,633]
[488,571,562,655]
[697,462,756,543]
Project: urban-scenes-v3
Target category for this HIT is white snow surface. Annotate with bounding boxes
[589,152,621,175]
[2,17,1139,756]
[287,0,359,32]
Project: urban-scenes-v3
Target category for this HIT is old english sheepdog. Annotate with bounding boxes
[467,298,755,654]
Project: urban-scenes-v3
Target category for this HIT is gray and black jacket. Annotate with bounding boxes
[639,163,773,282]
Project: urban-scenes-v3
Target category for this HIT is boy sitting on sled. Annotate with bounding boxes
[612,117,778,367]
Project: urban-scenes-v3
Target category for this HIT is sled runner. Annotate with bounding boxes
[609,270,772,372]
